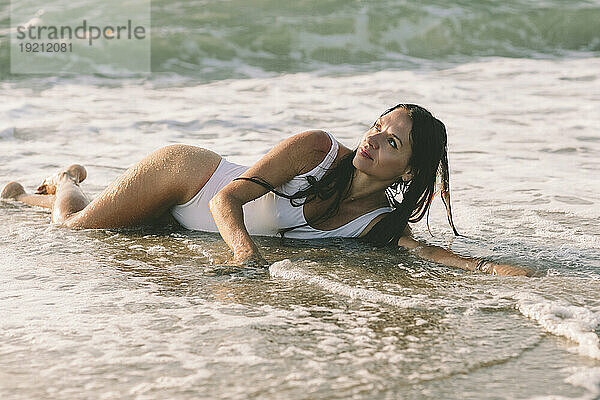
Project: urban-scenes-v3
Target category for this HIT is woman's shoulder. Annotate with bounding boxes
[290,130,353,155]
[314,130,355,160]
[287,130,349,176]
[289,130,331,153]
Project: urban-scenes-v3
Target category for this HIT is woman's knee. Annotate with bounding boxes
[157,143,199,155]
[152,145,217,168]
[154,145,221,205]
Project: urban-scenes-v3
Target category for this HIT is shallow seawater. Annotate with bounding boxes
[1,1,600,397]
[2,57,599,399]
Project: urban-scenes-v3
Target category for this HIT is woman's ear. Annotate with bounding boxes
[401,168,413,183]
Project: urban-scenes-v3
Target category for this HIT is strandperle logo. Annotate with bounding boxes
[16,19,147,46]
[11,0,151,74]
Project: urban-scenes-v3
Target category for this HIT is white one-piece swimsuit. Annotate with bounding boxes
[170,132,393,239]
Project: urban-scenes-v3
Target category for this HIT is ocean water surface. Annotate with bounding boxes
[1,0,599,398]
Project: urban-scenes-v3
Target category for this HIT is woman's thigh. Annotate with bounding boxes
[66,145,221,229]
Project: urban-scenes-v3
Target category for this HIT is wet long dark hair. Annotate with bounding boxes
[234,104,459,245]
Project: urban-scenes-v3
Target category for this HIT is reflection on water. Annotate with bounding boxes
[1,207,598,398]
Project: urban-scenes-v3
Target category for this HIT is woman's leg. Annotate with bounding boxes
[2,145,221,229]
[1,184,56,209]
[1,164,87,211]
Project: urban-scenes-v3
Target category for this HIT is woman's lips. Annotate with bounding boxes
[359,147,373,160]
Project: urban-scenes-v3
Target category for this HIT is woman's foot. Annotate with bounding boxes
[1,181,26,199]
[35,164,87,195]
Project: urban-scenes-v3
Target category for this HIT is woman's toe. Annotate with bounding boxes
[1,181,26,199]
[65,164,87,183]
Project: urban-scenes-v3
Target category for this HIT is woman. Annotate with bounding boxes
[1,104,531,276]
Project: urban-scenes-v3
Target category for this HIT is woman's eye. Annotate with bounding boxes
[388,138,397,149]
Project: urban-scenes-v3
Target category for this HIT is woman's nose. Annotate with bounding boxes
[366,133,380,149]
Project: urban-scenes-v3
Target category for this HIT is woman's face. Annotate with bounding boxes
[353,108,414,183]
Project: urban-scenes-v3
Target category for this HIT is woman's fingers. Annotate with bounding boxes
[487,263,532,277]
[233,252,268,267]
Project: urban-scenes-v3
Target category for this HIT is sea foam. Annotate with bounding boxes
[270,259,434,308]
[514,293,600,360]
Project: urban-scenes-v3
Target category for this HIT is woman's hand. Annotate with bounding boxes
[209,191,268,267]
[232,250,268,267]
[398,232,535,277]
[476,260,534,277]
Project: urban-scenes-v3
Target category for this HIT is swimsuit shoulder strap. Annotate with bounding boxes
[294,131,339,181]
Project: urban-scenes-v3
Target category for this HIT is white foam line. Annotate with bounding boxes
[565,367,600,397]
[524,367,600,400]
[269,260,423,308]
[515,293,600,360]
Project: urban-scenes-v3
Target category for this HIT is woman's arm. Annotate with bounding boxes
[208,193,266,265]
[397,227,533,277]
[209,130,333,265]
